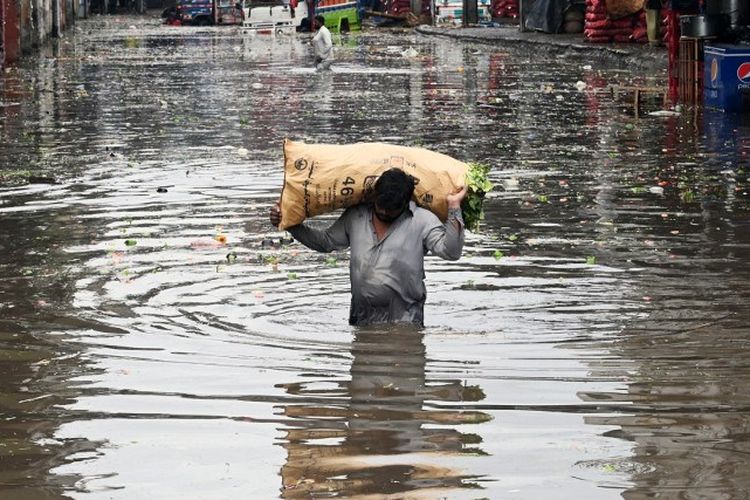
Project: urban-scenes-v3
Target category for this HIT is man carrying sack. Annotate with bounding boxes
[270,168,466,327]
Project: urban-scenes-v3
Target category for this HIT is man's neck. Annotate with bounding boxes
[372,213,391,241]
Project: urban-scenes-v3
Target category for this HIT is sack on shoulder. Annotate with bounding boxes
[279,139,468,230]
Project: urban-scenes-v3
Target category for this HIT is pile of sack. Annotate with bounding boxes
[491,0,518,18]
[661,10,675,45]
[584,0,648,43]
[563,5,584,33]
[381,0,411,16]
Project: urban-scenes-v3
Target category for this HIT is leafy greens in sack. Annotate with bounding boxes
[461,163,493,232]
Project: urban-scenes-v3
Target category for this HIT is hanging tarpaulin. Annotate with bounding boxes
[605,0,644,19]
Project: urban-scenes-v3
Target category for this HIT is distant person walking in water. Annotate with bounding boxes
[311,15,333,70]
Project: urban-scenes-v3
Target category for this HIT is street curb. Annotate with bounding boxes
[415,25,669,72]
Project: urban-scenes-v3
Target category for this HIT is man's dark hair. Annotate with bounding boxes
[315,15,325,26]
[374,168,415,211]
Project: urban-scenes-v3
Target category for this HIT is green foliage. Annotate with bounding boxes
[461,163,494,232]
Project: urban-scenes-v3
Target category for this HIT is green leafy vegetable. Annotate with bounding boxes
[462,163,494,232]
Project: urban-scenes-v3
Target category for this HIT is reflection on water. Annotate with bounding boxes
[584,316,750,499]
[278,326,489,497]
[1,13,750,500]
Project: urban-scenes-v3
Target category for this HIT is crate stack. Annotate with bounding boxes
[491,0,518,18]
[584,0,649,43]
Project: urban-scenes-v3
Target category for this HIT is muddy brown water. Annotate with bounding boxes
[1,14,750,499]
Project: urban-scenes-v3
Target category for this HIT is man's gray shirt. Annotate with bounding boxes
[288,201,464,327]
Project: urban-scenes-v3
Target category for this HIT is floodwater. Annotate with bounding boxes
[1,14,750,500]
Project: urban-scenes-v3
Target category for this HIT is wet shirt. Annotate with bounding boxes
[312,25,333,61]
[288,202,464,327]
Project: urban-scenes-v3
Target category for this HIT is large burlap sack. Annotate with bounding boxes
[279,139,469,230]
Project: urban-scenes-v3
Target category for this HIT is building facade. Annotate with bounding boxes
[2,0,85,67]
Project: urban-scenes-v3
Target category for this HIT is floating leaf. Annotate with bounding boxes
[586,255,596,265]
[680,189,696,203]
[287,272,298,280]
[508,234,518,242]
[264,255,279,265]
[493,250,504,260]
[124,239,137,247]
[325,256,338,267]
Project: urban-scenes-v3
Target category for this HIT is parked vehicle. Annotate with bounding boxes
[240,0,359,33]
[171,0,242,25]
[315,0,360,32]
[240,0,305,33]
[166,0,359,30]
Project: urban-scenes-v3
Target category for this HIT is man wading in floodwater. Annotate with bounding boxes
[311,15,333,70]
[270,168,467,327]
